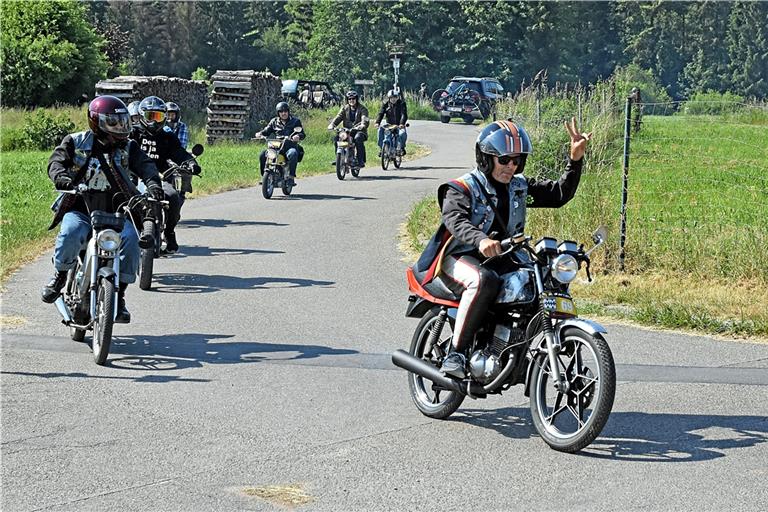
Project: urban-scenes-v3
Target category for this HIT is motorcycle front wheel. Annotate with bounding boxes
[92,278,115,365]
[139,247,154,290]
[529,327,615,453]
[408,308,465,419]
[262,172,275,199]
[336,153,346,180]
[381,142,390,170]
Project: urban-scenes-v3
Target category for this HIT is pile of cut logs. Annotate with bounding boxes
[95,76,208,110]
[206,70,281,144]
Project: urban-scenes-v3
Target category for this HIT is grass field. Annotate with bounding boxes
[403,111,768,338]
[0,105,429,283]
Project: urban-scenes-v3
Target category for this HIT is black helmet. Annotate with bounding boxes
[346,90,359,100]
[276,101,290,113]
[475,120,533,174]
[138,96,167,134]
[166,101,181,128]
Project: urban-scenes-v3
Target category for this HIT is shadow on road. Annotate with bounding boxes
[1,370,210,384]
[106,332,359,371]
[405,165,465,171]
[152,273,335,293]
[354,175,437,182]
[179,218,289,229]
[279,193,376,201]
[163,245,284,259]
[456,406,768,462]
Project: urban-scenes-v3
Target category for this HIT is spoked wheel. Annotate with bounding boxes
[407,308,464,419]
[336,153,346,180]
[139,247,154,290]
[529,327,616,453]
[261,172,275,199]
[381,142,390,170]
[351,165,360,178]
[394,150,402,169]
[281,172,294,196]
[92,278,115,365]
[65,268,86,342]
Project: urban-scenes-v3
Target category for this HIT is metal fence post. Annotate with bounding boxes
[619,94,633,272]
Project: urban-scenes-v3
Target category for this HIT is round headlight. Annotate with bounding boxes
[96,229,121,252]
[339,131,348,141]
[551,254,578,283]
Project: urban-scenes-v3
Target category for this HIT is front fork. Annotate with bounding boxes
[88,248,120,321]
[532,265,568,393]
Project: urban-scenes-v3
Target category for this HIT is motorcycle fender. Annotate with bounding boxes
[97,267,116,281]
[523,318,607,397]
[405,295,432,318]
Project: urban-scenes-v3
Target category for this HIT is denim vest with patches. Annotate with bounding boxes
[444,168,528,257]
[70,131,131,179]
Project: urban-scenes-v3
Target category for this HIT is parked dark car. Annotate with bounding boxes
[432,76,504,124]
[281,79,341,108]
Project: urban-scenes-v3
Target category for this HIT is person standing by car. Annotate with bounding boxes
[375,89,408,156]
[255,102,306,187]
[328,90,370,168]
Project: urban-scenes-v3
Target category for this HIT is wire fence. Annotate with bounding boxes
[486,79,768,282]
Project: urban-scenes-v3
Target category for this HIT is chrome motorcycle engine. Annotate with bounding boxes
[469,323,524,384]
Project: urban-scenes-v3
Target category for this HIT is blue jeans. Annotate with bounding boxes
[53,211,140,284]
[260,148,299,177]
[377,126,407,149]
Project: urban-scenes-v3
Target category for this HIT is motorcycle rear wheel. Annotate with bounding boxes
[394,151,402,169]
[381,142,390,170]
[281,179,293,196]
[336,153,346,180]
[408,308,464,419]
[529,327,615,453]
[262,172,275,199]
[92,278,115,365]
[139,247,154,290]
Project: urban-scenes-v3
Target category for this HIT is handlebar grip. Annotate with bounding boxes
[500,239,513,252]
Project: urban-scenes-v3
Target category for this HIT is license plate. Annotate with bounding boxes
[542,293,577,318]
[448,107,462,112]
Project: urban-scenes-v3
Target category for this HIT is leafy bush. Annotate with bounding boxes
[22,111,75,150]
[0,127,27,151]
[681,90,746,114]
[612,64,672,106]
[191,67,210,81]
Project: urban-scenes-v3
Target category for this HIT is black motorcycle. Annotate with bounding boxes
[54,186,155,364]
[393,227,615,453]
[138,144,203,289]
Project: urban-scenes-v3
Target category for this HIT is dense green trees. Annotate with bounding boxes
[0,0,107,106]
[1,0,766,107]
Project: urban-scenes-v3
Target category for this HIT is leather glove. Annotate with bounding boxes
[147,184,165,201]
[191,163,202,175]
[55,175,74,190]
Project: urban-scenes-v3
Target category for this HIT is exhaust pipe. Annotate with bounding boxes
[54,296,72,324]
[391,349,466,394]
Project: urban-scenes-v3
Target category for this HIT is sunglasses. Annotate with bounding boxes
[497,154,523,166]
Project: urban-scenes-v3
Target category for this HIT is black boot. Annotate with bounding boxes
[440,349,467,379]
[41,270,68,303]
[164,231,178,254]
[115,282,131,324]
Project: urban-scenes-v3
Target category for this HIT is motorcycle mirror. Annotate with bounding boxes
[293,126,303,133]
[592,225,608,246]
[191,144,204,157]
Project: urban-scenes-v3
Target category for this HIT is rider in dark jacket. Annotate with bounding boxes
[129,96,200,254]
[328,90,370,167]
[375,89,408,155]
[256,102,306,186]
[43,96,163,323]
[413,118,592,377]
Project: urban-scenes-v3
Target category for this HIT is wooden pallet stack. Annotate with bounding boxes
[206,70,281,144]
[95,76,208,110]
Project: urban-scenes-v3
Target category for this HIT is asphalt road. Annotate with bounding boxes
[2,120,767,511]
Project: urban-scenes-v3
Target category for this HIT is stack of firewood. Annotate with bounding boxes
[95,76,208,111]
[206,70,281,144]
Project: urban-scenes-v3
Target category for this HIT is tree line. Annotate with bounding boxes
[1,0,766,107]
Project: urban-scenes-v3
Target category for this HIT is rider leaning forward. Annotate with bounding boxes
[413,118,592,377]
[42,96,164,323]
[256,101,306,187]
